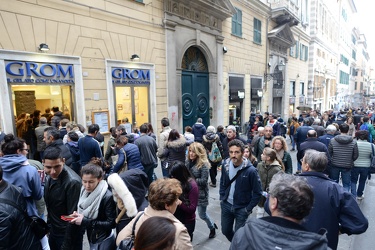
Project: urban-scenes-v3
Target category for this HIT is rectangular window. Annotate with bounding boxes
[355,82,357,90]
[352,34,356,44]
[295,41,299,58]
[290,81,296,96]
[300,44,308,61]
[300,82,305,95]
[339,70,349,84]
[232,8,242,37]
[340,54,349,66]
[360,82,364,90]
[253,18,261,44]
[352,50,356,60]
[289,46,295,57]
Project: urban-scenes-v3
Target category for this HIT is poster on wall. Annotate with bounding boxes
[92,110,110,133]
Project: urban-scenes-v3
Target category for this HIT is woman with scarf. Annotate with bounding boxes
[186,142,217,238]
[256,147,284,217]
[270,136,292,174]
[69,163,116,249]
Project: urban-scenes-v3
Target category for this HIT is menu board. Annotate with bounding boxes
[91,110,110,133]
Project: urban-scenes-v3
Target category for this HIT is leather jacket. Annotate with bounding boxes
[44,166,81,236]
[82,189,116,244]
[0,181,42,250]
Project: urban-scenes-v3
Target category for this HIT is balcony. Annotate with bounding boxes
[269,0,300,26]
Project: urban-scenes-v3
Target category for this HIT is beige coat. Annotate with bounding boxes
[157,126,172,160]
[116,206,192,250]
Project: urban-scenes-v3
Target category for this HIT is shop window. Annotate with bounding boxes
[115,86,149,129]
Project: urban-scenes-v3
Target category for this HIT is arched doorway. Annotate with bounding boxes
[181,47,209,128]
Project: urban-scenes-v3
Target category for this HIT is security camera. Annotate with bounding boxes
[223,46,228,54]
[267,62,271,68]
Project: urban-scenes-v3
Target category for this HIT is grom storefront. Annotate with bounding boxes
[0,50,85,133]
[105,60,156,131]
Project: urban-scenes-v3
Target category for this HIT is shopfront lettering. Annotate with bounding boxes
[111,68,150,84]
[5,61,74,78]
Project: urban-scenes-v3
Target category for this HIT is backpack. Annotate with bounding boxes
[208,141,222,163]
[360,123,373,142]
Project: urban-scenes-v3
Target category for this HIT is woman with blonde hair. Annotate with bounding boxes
[256,147,284,217]
[270,136,292,174]
[186,142,217,238]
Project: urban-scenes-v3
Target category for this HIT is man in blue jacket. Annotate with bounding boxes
[299,149,368,250]
[219,139,262,242]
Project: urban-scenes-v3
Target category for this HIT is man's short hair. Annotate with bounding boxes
[228,139,245,153]
[67,131,79,142]
[161,117,169,127]
[197,118,202,123]
[117,124,126,134]
[303,149,328,172]
[339,123,349,133]
[43,146,63,160]
[303,118,311,126]
[268,173,314,220]
[60,119,70,127]
[313,119,321,125]
[257,127,265,132]
[39,117,47,124]
[307,130,317,138]
[326,125,337,133]
[88,124,99,134]
[139,123,148,133]
[44,126,60,140]
[363,116,369,123]
[226,125,236,133]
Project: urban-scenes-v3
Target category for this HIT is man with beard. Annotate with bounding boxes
[219,139,262,242]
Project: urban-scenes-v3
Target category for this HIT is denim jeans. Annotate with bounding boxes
[220,200,250,242]
[161,160,169,177]
[351,167,369,197]
[289,135,295,149]
[198,205,214,230]
[330,166,351,192]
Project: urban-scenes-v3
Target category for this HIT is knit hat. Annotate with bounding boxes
[207,126,216,133]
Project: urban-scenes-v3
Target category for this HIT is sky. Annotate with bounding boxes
[354,1,375,68]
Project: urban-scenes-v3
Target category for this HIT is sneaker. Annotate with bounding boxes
[290,148,295,151]
[357,196,364,201]
[295,171,301,174]
[209,182,216,188]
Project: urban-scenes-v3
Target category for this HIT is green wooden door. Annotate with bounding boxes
[182,71,209,129]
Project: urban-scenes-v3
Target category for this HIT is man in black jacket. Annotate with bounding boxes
[0,166,42,250]
[44,126,73,167]
[297,130,329,165]
[43,147,81,250]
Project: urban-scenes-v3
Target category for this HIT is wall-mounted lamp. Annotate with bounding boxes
[131,54,140,61]
[264,61,286,81]
[39,43,49,51]
[223,46,228,54]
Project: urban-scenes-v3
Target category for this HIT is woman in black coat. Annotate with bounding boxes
[67,163,116,250]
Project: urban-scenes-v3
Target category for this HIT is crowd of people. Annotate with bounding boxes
[0,108,372,250]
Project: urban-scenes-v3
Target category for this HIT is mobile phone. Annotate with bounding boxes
[61,215,75,221]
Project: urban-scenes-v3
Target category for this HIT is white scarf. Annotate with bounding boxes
[78,180,108,219]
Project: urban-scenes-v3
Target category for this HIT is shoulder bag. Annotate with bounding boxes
[112,148,128,173]
[116,212,144,250]
[0,198,49,239]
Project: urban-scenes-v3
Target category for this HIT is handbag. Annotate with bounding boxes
[111,148,128,173]
[90,230,116,250]
[370,144,375,174]
[116,212,144,250]
[0,198,49,239]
